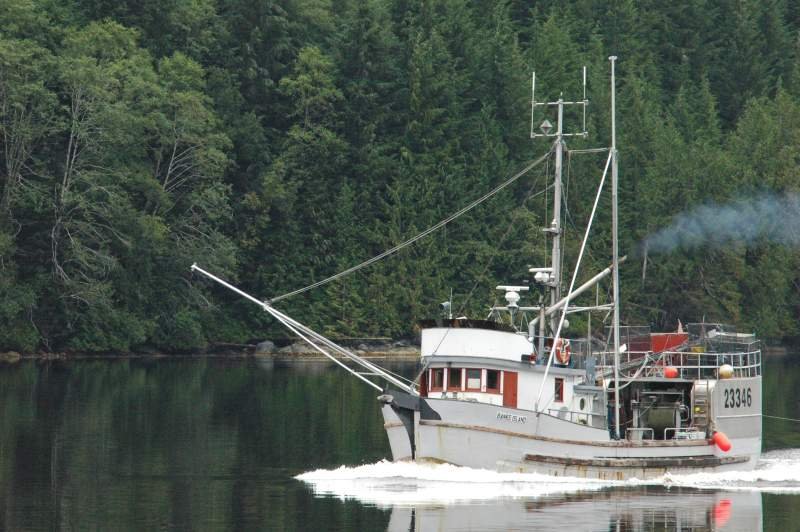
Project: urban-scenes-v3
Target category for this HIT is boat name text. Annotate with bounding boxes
[496,412,527,423]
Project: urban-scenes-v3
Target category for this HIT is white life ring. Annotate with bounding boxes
[554,338,571,365]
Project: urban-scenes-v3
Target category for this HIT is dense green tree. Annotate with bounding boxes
[2,0,800,351]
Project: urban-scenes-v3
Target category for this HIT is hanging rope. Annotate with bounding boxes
[270,149,554,303]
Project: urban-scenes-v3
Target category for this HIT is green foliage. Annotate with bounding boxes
[2,0,800,352]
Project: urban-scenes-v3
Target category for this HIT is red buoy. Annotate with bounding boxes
[712,431,732,452]
[663,366,679,379]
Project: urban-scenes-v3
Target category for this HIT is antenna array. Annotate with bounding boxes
[529,67,589,139]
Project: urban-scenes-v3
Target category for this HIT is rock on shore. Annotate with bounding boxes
[255,339,419,358]
[0,351,21,363]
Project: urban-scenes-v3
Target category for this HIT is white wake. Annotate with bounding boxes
[296,449,800,505]
[653,448,800,491]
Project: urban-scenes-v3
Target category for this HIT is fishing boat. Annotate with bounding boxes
[191,57,761,480]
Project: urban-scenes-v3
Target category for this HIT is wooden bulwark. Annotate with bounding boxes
[524,453,749,468]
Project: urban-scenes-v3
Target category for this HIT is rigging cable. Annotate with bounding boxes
[270,149,554,303]
[763,414,800,422]
[560,147,569,291]
[429,176,555,358]
[535,150,614,413]
[563,148,607,283]
[456,172,553,317]
[543,155,550,264]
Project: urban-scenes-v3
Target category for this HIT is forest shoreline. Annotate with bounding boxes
[0,344,791,363]
[4,2,800,355]
[0,343,422,362]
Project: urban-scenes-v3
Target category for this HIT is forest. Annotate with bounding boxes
[2,0,800,353]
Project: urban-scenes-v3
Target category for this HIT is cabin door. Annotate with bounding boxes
[503,371,518,408]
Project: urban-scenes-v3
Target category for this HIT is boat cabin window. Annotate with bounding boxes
[465,369,481,391]
[431,368,445,391]
[486,370,500,393]
[554,378,564,403]
[429,367,504,395]
[447,368,463,391]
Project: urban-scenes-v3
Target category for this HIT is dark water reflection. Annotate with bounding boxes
[384,489,762,531]
[0,355,798,531]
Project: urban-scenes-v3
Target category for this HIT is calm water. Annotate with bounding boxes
[0,355,799,531]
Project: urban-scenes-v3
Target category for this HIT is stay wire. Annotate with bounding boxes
[763,414,800,422]
[492,163,553,321]
[456,179,555,317]
[429,166,554,359]
[270,149,554,303]
[563,149,606,286]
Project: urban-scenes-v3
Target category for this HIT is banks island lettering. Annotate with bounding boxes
[496,412,527,423]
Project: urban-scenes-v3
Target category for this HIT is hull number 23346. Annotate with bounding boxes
[723,387,752,409]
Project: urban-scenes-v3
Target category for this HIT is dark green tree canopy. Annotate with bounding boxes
[2,0,800,352]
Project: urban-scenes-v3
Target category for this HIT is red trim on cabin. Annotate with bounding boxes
[430,368,445,391]
[502,371,518,408]
[554,377,564,403]
[447,368,463,391]
[419,371,428,397]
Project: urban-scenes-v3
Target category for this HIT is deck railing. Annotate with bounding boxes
[594,349,761,379]
[546,407,605,428]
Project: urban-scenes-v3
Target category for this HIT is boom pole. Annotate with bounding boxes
[190,264,416,395]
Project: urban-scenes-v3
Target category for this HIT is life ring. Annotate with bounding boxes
[554,338,571,365]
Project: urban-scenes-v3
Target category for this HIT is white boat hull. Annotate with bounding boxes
[382,376,761,480]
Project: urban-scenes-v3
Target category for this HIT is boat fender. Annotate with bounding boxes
[663,366,679,378]
[554,338,571,365]
[712,431,732,452]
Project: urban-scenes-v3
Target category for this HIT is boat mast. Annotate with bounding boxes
[529,70,587,345]
[610,55,622,440]
[551,96,564,314]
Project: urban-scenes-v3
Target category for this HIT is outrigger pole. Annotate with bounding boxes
[190,264,416,395]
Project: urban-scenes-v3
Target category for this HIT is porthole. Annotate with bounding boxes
[579,398,586,411]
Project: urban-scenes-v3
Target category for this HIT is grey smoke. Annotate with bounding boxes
[643,193,800,254]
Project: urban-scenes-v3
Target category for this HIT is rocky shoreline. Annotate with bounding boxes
[252,339,420,359]
[0,340,791,363]
[0,339,421,363]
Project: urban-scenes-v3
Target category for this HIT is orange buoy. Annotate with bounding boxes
[664,366,679,379]
[712,431,732,452]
